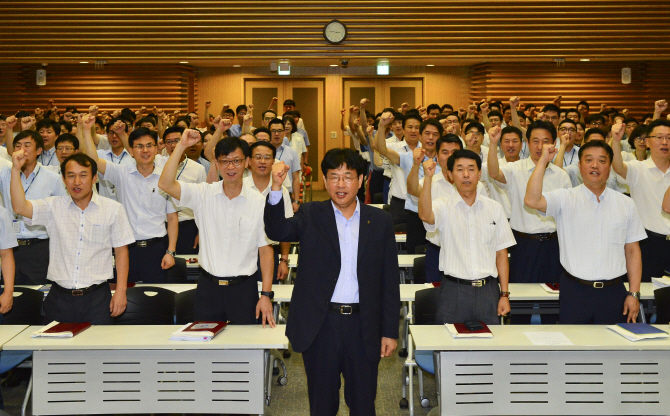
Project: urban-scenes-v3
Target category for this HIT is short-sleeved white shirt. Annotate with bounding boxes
[0,205,18,249]
[96,148,135,201]
[243,175,292,245]
[618,159,670,235]
[171,158,207,221]
[543,185,647,280]
[176,181,269,277]
[481,158,512,218]
[387,140,412,201]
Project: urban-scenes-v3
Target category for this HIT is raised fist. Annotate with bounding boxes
[6,116,17,130]
[553,95,562,107]
[205,100,211,108]
[422,159,437,178]
[111,120,126,135]
[181,129,202,147]
[379,111,394,127]
[243,114,253,125]
[34,108,44,118]
[88,105,99,115]
[611,121,625,142]
[488,126,502,144]
[247,103,254,112]
[655,99,668,113]
[509,96,520,109]
[83,114,96,130]
[413,147,426,165]
[360,98,369,108]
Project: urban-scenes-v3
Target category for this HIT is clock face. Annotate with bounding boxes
[324,20,347,45]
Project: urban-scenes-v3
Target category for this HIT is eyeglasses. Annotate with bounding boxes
[217,158,245,167]
[165,139,180,145]
[466,132,482,138]
[263,117,274,121]
[326,175,357,184]
[558,127,577,133]
[648,135,670,142]
[445,120,459,125]
[589,122,604,127]
[252,154,273,161]
[133,143,156,150]
[634,137,647,142]
[56,146,75,152]
[270,129,285,134]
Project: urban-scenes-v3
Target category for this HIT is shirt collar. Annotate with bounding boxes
[22,164,41,180]
[216,181,248,200]
[67,192,101,210]
[580,183,609,202]
[454,190,483,208]
[44,147,55,155]
[104,148,129,157]
[129,163,160,176]
[332,197,361,220]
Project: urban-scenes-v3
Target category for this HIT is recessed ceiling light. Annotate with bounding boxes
[580,59,590,62]
[180,61,189,64]
[79,61,88,64]
[330,64,338,67]
[233,64,241,67]
[426,64,435,67]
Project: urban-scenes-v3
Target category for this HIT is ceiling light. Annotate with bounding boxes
[330,64,338,67]
[426,64,434,67]
[180,61,189,64]
[79,61,88,64]
[377,59,389,76]
[580,59,590,62]
[233,64,241,68]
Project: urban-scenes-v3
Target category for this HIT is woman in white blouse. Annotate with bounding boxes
[283,115,307,168]
[622,124,651,162]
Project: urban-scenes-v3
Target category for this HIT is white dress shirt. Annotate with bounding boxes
[425,193,515,280]
[0,146,10,162]
[330,199,361,303]
[481,159,512,218]
[275,144,301,193]
[382,135,401,178]
[38,146,59,167]
[243,175,293,245]
[0,205,18,249]
[102,163,175,240]
[387,140,411,201]
[0,163,67,239]
[564,164,628,193]
[554,145,579,167]
[97,148,135,201]
[497,157,572,233]
[288,133,307,156]
[24,193,135,288]
[543,185,647,280]
[176,181,269,277]
[171,158,206,222]
[618,158,670,235]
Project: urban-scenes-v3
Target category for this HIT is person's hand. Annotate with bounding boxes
[247,103,254,113]
[458,107,466,118]
[151,106,158,115]
[340,108,346,116]
[553,95,562,107]
[111,120,126,135]
[509,96,520,110]
[540,143,557,162]
[180,129,201,148]
[6,115,17,131]
[277,260,288,280]
[63,112,73,122]
[445,124,456,134]
[600,103,607,113]
[161,112,169,125]
[611,121,625,142]
[47,99,55,109]
[193,234,199,250]
[88,105,99,116]
[559,132,570,149]
[21,116,35,131]
[292,201,299,213]
[380,337,397,358]
[536,111,547,122]
[256,295,276,328]
[109,290,127,317]
[655,99,668,114]
[423,159,437,178]
[272,161,290,188]
[360,98,369,109]
[366,125,374,136]
[34,107,44,119]
[379,111,394,127]
[352,105,360,115]
[211,115,222,129]
[0,290,13,314]
[488,125,502,145]
[243,113,253,125]
[623,296,639,323]
[497,297,511,316]
[622,108,629,117]
[161,253,175,269]
[220,118,232,131]
[413,147,426,166]
[468,102,477,113]
[418,106,427,115]
[271,97,278,104]
[12,149,28,170]
[205,100,211,108]
[157,108,164,117]
[480,100,489,115]
[112,109,121,118]
[222,104,230,112]
[82,113,96,130]
[399,102,410,113]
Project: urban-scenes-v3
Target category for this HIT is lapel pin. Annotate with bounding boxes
[367,220,370,224]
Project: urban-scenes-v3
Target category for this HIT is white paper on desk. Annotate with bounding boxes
[524,332,574,346]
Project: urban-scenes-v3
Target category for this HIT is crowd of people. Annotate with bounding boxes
[0,94,669,415]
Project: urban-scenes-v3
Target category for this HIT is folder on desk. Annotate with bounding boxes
[651,276,670,288]
[446,322,493,339]
[31,321,91,338]
[170,321,228,341]
[540,283,560,293]
[607,323,669,341]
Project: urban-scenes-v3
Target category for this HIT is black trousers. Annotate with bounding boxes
[301,311,379,416]
[13,239,50,285]
[559,272,628,324]
[43,283,113,325]
[193,272,258,324]
[176,219,199,255]
[436,276,500,325]
[425,242,441,283]
[405,209,427,255]
[357,162,370,202]
[367,169,384,202]
[127,236,168,284]
[640,232,670,283]
[389,196,409,225]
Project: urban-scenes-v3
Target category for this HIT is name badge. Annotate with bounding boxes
[12,219,20,233]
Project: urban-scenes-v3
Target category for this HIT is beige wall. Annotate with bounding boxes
[198,65,469,189]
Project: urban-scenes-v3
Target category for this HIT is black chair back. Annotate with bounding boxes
[414,287,440,325]
[2,287,44,325]
[166,257,188,284]
[393,223,407,233]
[113,286,176,325]
[175,288,197,325]
[414,245,428,254]
[413,256,427,283]
[654,286,670,324]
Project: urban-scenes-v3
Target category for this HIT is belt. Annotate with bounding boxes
[201,269,253,286]
[647,229,670,241]
[563,270,624,288]
[129,236,164,248]
[17,238,48,246]
[514,230,557,241]
[444,274,493,287]
[53,281,108,296]
[329,303,360,315]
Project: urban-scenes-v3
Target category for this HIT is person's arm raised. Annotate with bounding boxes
[4,116,17,155]
[524,144,555,212]
[509,96,527,135]
[653,99,667,121]
[201,101,212,131]
[553,133,568,168]
[241,113,253,135]
[203,117,231,162]
[480,100,492,131]
[418,159,437,224]
[158,129,201,200]
[81,114,107,174]
[610,121,628,179]
[486,126,506,183]
[10,150,34,219]
[375,111,400,165]
[406,147,426,198]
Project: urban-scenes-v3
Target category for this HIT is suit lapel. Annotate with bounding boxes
[357,204,372,263]
[319,200,341,258]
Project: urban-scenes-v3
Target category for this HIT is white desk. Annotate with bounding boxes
[5,325,288,415]
[0,325,29,348]
[396,233,406,243]
[410,324,670,416]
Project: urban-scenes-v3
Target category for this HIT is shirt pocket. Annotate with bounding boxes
[609,222,627,246]
[239,218,256,244]
[86,223,107,245]
[149,189,169,213]
[480,224,497,247]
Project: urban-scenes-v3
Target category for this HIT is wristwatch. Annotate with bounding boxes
[627,291,640,300]
[499,291,511,298]
[165,250,176,257]
[260,291,274,300]
[279,258,289,265]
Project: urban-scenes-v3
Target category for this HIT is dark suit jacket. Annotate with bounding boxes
[264,196,400,362]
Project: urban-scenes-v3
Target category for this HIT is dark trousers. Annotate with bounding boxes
[176,219,199,255]
[128,236,168,284]
[436,276,500,325]
[425,242,441,283]
[301,311,379,416]
[640,232,670,283]
[43,283,114,325]
[382,177,391,205]
[357,162,370,202]
[405,209,427,255]
[389,196,409,225]
[559,272,628,324]
[367,169,384,203]
[13,239,50,285]
[193,272,258,324]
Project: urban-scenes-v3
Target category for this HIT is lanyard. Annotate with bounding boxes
[109,151,126,164]
[566,147,576,166]
[176,159,188,180]
[41,149,55,166]
[24,166,41,195]
[277,146,285,160]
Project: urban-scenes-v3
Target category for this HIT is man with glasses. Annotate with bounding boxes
[81,117,178,284]
[96,119,135,201]
[554,119,580,167]
[612,118,670,282]
[261,110,277,128]
[268,118,301,212]
[159,132,275,326]
[541,104,561,128]
[464,121,489,162]
[586,114,606,130]
[43,134,79,175]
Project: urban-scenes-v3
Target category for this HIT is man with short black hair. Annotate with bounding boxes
[426,104,441,119]
[441,104,454,115]
[586,114,606,130]
[541,104,561,128]
[229,104,248,137]
[35,118,61,167]
[268,118,301,212]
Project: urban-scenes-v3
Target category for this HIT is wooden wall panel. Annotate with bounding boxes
[469,62,664,120]
[0,64,197,117]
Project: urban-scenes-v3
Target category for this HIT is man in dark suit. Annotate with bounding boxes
[265,148,400,416]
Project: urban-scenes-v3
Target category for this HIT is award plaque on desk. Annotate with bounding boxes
[31,321,92,338]
[170,321,228,341]
[446,322,493,339]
